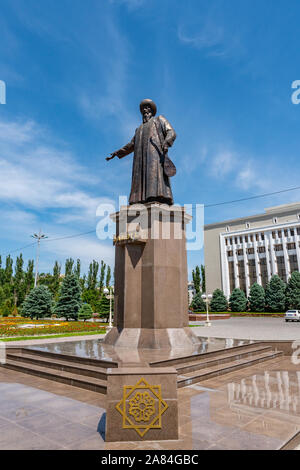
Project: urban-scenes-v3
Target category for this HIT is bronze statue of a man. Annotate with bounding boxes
[107,99,176,205]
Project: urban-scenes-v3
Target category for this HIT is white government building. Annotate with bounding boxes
[204,202,300,298]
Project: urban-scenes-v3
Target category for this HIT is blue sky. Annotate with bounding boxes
[1,0,300,277]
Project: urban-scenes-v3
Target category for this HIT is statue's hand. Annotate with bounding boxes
[106,152,117,161]
[162,142,169,154]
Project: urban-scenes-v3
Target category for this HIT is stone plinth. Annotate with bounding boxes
[105,367,178,442]
[104,203,199,349]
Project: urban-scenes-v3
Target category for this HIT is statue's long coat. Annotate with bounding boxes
[115,115,176,205]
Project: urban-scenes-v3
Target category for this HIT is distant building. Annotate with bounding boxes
[188,281,196,305]
[204,202,300,298]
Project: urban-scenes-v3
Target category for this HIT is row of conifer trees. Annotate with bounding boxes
[190,272,300,312]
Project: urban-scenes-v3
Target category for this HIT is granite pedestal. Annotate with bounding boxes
[104,203,199,349]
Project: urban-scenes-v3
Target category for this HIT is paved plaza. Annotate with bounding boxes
[0,353,299,450]
[192,317,300,341]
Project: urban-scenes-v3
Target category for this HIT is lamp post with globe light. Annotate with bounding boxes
[201,293,212,326]
[103,286,113,329]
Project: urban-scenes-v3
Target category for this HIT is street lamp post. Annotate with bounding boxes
[31,230,48,287]
[201,293,212,326]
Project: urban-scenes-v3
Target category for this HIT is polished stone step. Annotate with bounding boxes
[150,341,267,367]
[6,351,109,380]
[177,350,283,388]
[2,358,108,394]
[175,345,273,374]
[18,347,118,369]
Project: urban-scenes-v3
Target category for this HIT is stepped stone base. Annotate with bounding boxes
[103,327,199,349]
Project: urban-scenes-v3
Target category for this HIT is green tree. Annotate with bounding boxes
[201,264,206,293]
[1,299,13,317]
[210,289,228,312]
[229,288,247,312]
[55,274,82,320]
[13,254,25,307]
[87,260,99,290]
[265,275,286,312]
[285,271,300,309]
[0,256,4,286]
[24,260,34,295]
[192,266,201,293]
[51,261,61,299]
[65,258,74,276]
[78,303,93,321]
[4,255,13,285]
[248,283,265,312]
[190,292,206,311]
[99,260,106,293]
[21,285,53,319]
[74,259,81,279]
[98,294,110,319]
[106,265,111,288]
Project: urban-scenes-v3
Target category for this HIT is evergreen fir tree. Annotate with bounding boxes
[265,275,286,312]
[21,285,53,319]
[190,292,206,311]
[55,274,82,320]
[98,294,110,319]
[285,271,300,309]
[248,283,265,312]
[210,289,228,312]
[78,303,93,321]
[229,288,247,312]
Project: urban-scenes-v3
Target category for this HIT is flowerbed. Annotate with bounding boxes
[0,317,106,337]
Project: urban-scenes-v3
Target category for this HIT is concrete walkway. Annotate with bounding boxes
[191,317,300,340]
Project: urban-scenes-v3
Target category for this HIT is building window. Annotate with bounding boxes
[250,234,253,242]
[297,228,300,235]
[284,229,288,237]
[227,251,233,257]
[297,214,300,220]
[247,248,254,254]
[261,233,265,241]
[289,254,298,273]
[274,244,283,251]
[245,222,250,229]
[237,249,243,256]
[226,226,230,232]
[272,231,276,239]
[287,242,296,250]
[273,217,278,224]
[258,246,266,253]
[291,229,294,236]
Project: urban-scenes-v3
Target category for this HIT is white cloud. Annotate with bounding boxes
[210,150,236,179]
[0,117,103,218]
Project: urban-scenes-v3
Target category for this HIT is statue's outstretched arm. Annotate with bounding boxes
[106,136,135,161]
